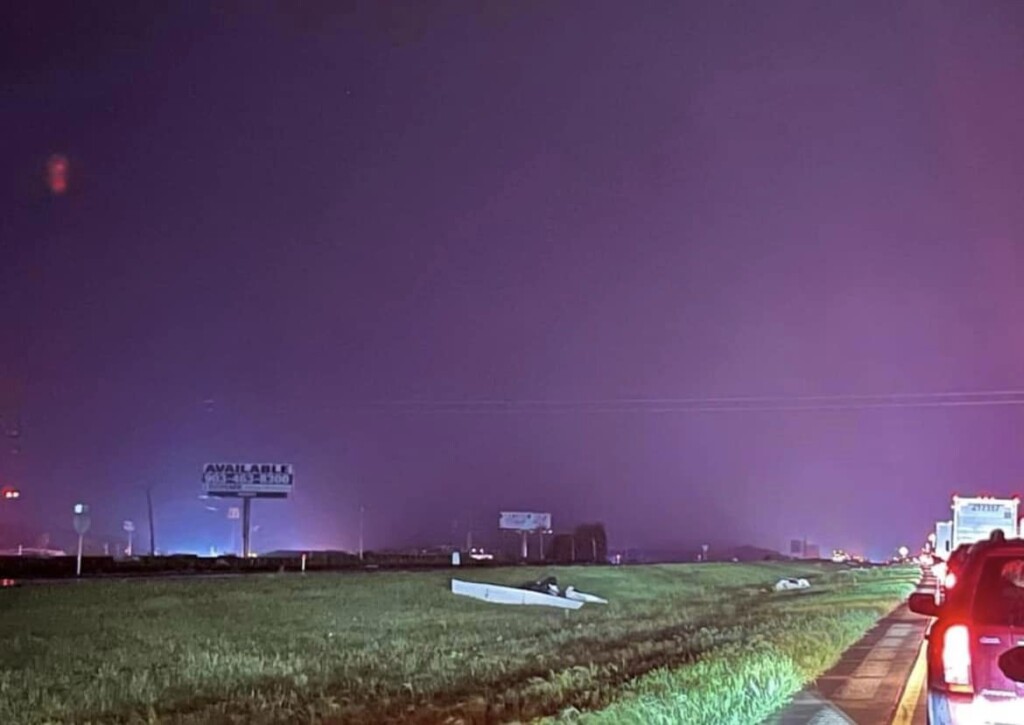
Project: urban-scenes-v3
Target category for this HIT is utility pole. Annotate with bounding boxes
[146,487,156,556]
[358,505,365,560]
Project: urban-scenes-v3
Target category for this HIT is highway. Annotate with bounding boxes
[764,572,934,724]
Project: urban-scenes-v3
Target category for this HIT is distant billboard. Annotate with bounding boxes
[499,511,551,531]
[202,463,294,498]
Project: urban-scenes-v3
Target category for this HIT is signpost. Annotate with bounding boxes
[73,503,90,576]
[499,511,552,560]
[123,520,134,557]
[201,463,293,557]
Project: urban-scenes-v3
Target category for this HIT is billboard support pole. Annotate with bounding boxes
[242,497,252,558]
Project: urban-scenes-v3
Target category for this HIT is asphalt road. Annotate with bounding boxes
[763,574,934,725]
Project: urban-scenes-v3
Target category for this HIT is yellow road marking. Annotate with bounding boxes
[891,640,927,725]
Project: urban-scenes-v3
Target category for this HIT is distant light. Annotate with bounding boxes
[898,546,910,558]
[46,154,69,195]
[73,503,85,515]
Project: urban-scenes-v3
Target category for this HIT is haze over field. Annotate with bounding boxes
[5,2,1024,558]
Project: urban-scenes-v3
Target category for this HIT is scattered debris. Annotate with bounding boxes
[773,577,811,591]
[564,586,608,604]
[451,576,607,609]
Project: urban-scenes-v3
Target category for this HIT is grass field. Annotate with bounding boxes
[0,562,918,724]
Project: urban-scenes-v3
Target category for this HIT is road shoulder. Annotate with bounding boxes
[762,601,928,724]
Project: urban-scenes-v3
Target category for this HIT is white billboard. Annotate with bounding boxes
[499,511,551,531]
[203,463,294,498]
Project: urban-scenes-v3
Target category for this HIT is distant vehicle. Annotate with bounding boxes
[951,496,1019,551]
[935,520,953,561]
[467,548,494,561]
[909,530,1024,724]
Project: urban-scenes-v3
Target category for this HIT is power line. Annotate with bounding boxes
[376,387,1024,405]
[363,388,1024,414]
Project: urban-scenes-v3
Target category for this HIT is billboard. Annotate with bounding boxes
[499,511,551,531]
[202,463,294,498]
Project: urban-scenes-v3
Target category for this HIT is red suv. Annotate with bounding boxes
[910,535,1024,723]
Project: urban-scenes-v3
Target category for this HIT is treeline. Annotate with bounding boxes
[0,551,474,578]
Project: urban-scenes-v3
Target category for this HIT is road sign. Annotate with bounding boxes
[499,511,551,531]
[202,463,294,498]
[123,520,134,533]
[227,506,240,520]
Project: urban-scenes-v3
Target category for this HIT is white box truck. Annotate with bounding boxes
[934,520,953,560]
[951,495,1019,550]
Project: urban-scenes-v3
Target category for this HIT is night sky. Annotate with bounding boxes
[5,1,1024,559]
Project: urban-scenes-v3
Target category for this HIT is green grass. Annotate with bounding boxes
[0,562,918,724]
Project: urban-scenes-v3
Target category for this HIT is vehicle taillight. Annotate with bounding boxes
[941,624,973,693]
[944,571,957,589]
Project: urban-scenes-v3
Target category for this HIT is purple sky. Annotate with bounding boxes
[4,1,1024,558]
